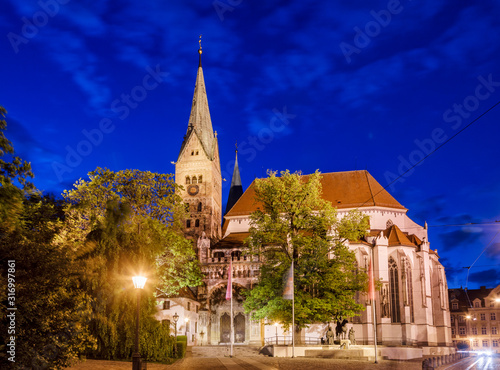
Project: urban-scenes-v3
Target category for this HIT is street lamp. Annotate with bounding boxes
[274,322,278,345]
[132,275,147,370]
[173,312,179,356]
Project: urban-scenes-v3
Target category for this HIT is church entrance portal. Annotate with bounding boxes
[219,312,246,343]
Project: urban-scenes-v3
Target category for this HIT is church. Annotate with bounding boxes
[159,42,453,354]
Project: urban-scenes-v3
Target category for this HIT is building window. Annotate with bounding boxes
[197,202,202,212]
[186,176,191,184]
[459,327,466,335]
[491,313,496,321]
[191,150,194,156]
[472,327,477,335]
[192,176,197,184]
[473,339,479,347]
[493,340,499,348]
[198,175,202,183]
[452,302,458,310]
[482,327,487,335]
[195,150,199,155]
[195,321,198,333]
[459,316,465,323]
[195,219,200,227]
[186,219,191,228]
[405,259,414,323]
[196,305,199,313]
[451,327,455,335]
[483,340,488,347]
[451,315,455,323]
[187,302,191,311]
[474,301,480,308]
[481,313,486,320]
[388,257,400,323]
[492,327,498,335]
[163,300,170,310]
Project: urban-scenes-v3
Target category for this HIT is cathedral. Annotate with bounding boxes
[162,43,452,353]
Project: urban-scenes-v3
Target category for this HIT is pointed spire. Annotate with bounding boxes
[198,34,202,67]
[184,36,215,159]
[225,143,243,215]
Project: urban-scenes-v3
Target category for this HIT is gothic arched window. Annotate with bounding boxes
[192,176,197,184]
[405,259,415,323]
[197,202,202,212]
[195,219,200,227]
[389,257,401,323]
[198,175,203,183]
[186,176,191,184]
[186,219,191,228]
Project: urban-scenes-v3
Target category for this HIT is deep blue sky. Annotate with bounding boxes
[2,0,500,289]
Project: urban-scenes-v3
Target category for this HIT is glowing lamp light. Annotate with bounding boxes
[185,317,189,323]
[132,276,147,289]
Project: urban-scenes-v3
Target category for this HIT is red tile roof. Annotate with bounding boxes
[225,170,405,217]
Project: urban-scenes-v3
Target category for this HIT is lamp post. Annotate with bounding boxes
[173,312,179,356]
[274,322,278,345]
[132,276,147,370]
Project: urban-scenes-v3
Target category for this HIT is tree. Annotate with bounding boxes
[62,168,202,360]
[0,105,35,232]
[243,170,370,331]
[63,167,202,295]
[1,106,94,368]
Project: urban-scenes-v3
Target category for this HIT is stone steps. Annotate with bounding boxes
[190,345,263,358]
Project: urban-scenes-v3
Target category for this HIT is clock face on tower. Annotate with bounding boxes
[187,184,199,196]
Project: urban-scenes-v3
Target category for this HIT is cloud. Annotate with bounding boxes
[468,268,500,287]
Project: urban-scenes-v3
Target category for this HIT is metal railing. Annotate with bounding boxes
[264,336,321,345]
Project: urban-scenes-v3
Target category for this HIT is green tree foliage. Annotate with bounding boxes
[243,170,370,330]
[0,194,96,368]
[0,106,94,368]
[63,168,202,360]
[0,106,35,232]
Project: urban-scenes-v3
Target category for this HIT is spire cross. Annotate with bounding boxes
[198,34,202,67]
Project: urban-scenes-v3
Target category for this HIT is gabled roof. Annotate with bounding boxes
[212,232,249,249]
[384,224,416,247]
[225,170,405,217]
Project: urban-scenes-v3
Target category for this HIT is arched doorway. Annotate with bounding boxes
[234,313,245,343]
[220,313,230,343]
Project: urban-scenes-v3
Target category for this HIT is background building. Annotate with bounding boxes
[449,285,500,353]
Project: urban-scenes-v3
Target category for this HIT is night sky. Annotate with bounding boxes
[2,0,500,289]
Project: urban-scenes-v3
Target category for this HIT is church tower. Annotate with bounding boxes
[175,38,222,241]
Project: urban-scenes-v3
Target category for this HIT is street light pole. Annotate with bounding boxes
[132,276,147,370]
[173,312,179,357]
[274,322,278,345]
